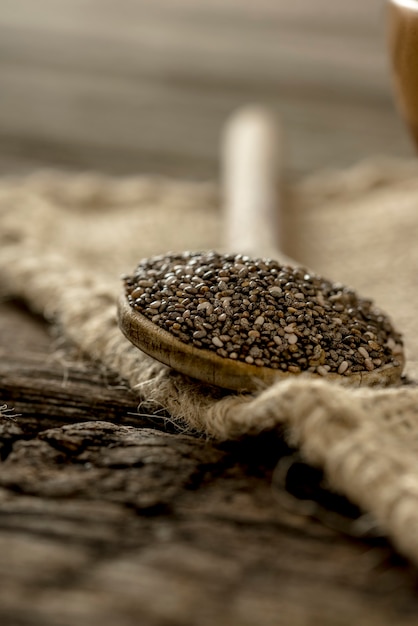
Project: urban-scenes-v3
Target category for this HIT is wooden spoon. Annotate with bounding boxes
[118,107,405,392]
[387,0,418,150]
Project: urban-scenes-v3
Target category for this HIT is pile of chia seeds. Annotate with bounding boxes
[123,251,403,376]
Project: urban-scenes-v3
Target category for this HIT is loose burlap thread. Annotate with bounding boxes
[2,159,418,563]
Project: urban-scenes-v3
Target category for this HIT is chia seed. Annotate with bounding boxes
[123,251,403,376]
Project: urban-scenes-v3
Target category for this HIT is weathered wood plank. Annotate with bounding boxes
[0,63,412,179]
[1,298,418,626]
[0,16,389,93]
[0,0,413,178]
[0,301,167,434]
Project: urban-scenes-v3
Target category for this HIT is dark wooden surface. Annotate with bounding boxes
[3,299,418,626]
[1,2,418,624]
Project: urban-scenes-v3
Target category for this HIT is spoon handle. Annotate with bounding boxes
[221,105,291,263]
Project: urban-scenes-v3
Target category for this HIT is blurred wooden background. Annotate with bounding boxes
[0,0,414,180]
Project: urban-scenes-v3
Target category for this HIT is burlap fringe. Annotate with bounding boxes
[2,162,418,564]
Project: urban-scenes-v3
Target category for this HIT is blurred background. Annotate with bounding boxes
[0,0,414,180]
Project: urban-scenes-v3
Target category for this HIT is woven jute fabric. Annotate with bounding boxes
[1,158,418,562]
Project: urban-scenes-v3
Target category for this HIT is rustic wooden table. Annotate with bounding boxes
[1,1,418,625]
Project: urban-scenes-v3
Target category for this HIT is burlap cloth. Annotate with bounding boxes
[2,157,418,563]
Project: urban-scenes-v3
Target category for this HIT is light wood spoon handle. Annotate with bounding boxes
[222,105,292,264]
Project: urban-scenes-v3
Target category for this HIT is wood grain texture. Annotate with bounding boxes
[2,300,418,625]
[0,0,414,178]
[388,0,418,147]
[2,2,418,624]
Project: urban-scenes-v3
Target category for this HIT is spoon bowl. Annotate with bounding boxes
[118,294,404,391]
[119,250,404,392]
[118,107,405,392]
